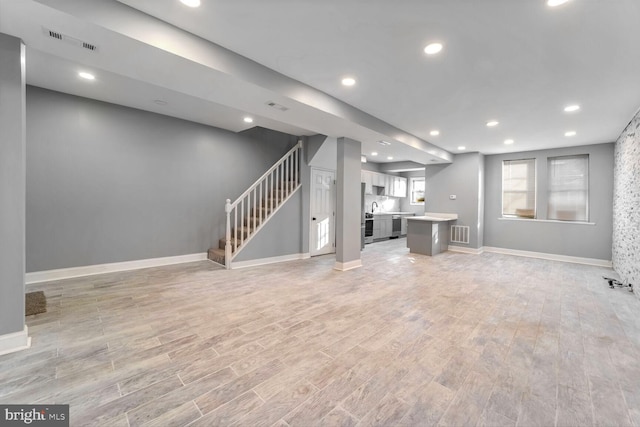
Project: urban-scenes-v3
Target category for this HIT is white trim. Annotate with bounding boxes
[498,217,596,226]
[0,326,31,356]
[232,253,310,269]
[483,246,612,267]
[334,259,363,271]
[26,253,208,284]
[448,245,484,255]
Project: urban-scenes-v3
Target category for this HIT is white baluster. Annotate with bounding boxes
[225,198,231,269]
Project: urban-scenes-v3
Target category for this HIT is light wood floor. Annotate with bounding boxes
[2,239,640,426]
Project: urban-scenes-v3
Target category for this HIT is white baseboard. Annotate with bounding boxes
[231,253,310,269]
[334,259,363,271]
[0,326,31,356]
[448,245,485,255]
[482,246,612,267]
[26,253,208,284]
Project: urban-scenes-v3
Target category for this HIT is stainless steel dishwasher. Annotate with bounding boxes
[391,215,402,238]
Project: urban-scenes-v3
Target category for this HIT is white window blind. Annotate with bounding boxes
[502,159,536,218]
[547,154,589,221]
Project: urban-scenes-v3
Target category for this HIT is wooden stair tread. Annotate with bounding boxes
[207,248,226,266]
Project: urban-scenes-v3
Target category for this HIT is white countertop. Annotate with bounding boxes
[407,213,458,222]
[372,211,415,216]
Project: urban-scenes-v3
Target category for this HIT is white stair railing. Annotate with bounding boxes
[224,141,301,269]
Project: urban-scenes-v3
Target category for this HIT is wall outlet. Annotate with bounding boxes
[449,195,457,200]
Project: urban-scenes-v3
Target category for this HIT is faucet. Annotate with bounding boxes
[372,201,378,213]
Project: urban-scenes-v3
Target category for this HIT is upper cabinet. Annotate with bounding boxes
[361,170,407,198]
[361,170,373,194]
[393,176,407,198]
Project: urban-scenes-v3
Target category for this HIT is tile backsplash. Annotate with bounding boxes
[364,195,400,213]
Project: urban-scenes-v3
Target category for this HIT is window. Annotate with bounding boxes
[502,159,536,218]
[409,177,425,205]
[547,154,589,221]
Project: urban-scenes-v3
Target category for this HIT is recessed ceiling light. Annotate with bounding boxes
[78,71,95,80]
[458,146,466,151]
[387,156,394,160]
[180,0,201,7]
[565,131,577,137]
[243,117,253,123]
[153,100,167,106]
[504,139,514,145]
[424,42,443,55]
[564,104,580,112]
[378,140,391,146]
[430,130,440,136]
[341,77,356,86]
[547,0,570,7]
[486,121,499,127]
[371,152,378,156]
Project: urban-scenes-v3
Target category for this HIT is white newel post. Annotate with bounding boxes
[225,198,232,269]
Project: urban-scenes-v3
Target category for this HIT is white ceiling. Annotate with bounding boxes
[2,0,640,164]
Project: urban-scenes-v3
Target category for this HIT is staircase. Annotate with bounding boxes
[208,141,302,269]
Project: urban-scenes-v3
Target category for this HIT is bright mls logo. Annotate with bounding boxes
[1,405,69,426]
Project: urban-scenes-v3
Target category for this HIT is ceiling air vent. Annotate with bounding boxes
[265,101,289,112]
[48,30,63,40]
[82,42,97,51]
[43,27,98,53]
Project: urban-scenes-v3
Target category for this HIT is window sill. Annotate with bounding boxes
[410,202,425,206]
[498,217,595,225]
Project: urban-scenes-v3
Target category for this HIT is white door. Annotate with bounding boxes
[310,168,335,256]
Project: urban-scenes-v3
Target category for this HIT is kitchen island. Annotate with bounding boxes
[406,213,458,256]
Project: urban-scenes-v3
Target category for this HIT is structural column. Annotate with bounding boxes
[0,33,29,355]
[335,137,362,270]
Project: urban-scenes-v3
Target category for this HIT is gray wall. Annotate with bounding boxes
[613,111,640,297]
[425,153,484,249]
[361,162,383,173]
[307,135,337,171]
[26,87,297,272]
[0,34,26,336]
[484,143,614,260]
[232,190,303,262]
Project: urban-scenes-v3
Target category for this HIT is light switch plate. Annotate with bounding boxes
[449,195,456,200]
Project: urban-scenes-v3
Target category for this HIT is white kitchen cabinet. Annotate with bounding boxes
[373,215,392,239]
[401,216,408,235]
[389,176,397,197]
[385,175,393,196]
[361,171,407,198]
[372,217,382,239]
[393,176,407,198]
[361,170,373,194]
[382,217,392,238]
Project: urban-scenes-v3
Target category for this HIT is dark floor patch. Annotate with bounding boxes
[26,291,47,316]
